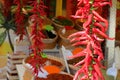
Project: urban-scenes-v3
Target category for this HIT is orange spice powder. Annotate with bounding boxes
[43,65,61,74]
[72,47,84,55]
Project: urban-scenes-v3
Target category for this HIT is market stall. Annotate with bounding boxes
[0,0,120,80]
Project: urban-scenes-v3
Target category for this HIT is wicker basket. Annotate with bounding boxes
[43,17,52,25]
[51,17,74,31]
[42,30,58,49]
[74,19,86,31]
[68,64,79,75]
[32,72,73,80]
[22,55,65,74]
[58,28,78,49]
[46,55,65,71]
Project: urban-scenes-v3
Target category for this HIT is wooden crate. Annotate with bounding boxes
[6,53,27,80]
[6,72,19,80]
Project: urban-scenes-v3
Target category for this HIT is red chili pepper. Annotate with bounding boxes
[94,22,105,32]
[73,69,82,80]
[70,36,88,43]
[99,2,111,6]
[72,15,84,19]
[109,0,112,6]
[77,0,83,7]
[93,42,102,50]
[92,10,108,31]
[73,65,85,80]
[94,0,108,1]
[72,40,88,46]
[29,0,47,74]
[85,45,92,65]
[69,0,112,80]
[92,70,99,80]
[95,58,106,69]
[94,0,112,6]
[81,75,88,80]
[93,50,104,60]
[75,9,82,16]
[74,59,85,66]
[93,63,104,80]
[90,40,102,51]
[83,0,89,4]
[83,14,93,28]
[74,3,90,19]
[92,28,114,40]
[68,31,86,39]
[38,31,45,38]
[93,34,104,42]
[69,50,86,59]
[74,9,87,18]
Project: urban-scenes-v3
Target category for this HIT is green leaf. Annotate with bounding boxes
[90,7,97,11]
[41,53,47,58]
[10,26,16,31]
[30,53,34,57]
[36,64,39,69]
[89,0,94,4]
[0,13,5,24]
[44,25,54,31]
[0,31,7,46]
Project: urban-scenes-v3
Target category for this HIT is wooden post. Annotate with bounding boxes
[55,0,62,16]
[106,0,117,67]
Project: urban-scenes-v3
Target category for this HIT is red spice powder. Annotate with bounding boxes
[35,73,73,80]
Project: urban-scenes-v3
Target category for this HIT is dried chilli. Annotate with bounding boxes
[28,0,47,76]
[14,0,27,39]
[14,0,47,76]
[68,0,113,80]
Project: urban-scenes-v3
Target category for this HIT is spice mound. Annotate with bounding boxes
[35,73,73,80]
[43,65,61,74]
[25,56,63,67]
[68,47,85,65]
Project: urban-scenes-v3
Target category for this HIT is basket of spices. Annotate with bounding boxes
[23,54,65,74]
[34,72,73,80]
[74,19,85,31]
[42,29,58,49]
[58,27,78,49]
[51,16,74,31]
[23,65,73,80]
[67,47,85,74]
[29,17,58,49]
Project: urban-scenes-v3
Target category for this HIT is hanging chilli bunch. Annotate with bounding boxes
[68,0,113,80]
[14,0,28,39]
[28,0,47,76]
[14,0,47,76]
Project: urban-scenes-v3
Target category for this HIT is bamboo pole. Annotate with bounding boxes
[106,0,117,67]
[55,0,62,16]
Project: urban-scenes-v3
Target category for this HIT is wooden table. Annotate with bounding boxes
[16,65,25,80]
[16,64,33,80]
[16,49,61,80]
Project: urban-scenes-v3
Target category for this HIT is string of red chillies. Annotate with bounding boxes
[27,0,47,76]
[14,0,47,76]
[68,0,113,80]
[2,0,13,18]
[14,0,27,40]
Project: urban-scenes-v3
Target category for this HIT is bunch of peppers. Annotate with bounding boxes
[14,0,27,39]
[28,0,47,76]
[14,0,47,76]
[68,0,114,80]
